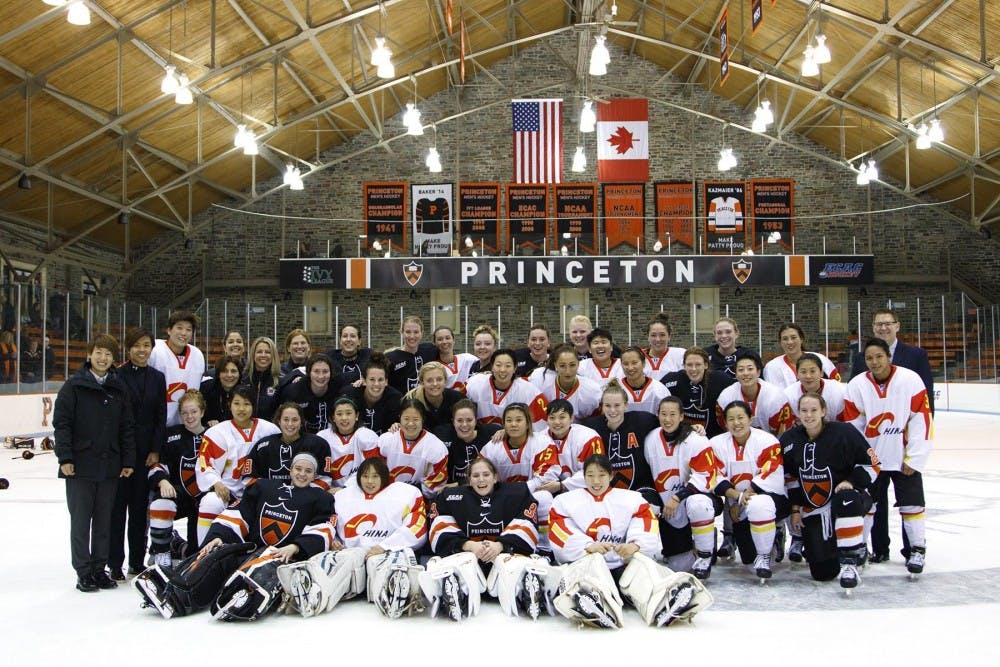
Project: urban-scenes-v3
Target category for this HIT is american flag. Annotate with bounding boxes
[512,99,562,183]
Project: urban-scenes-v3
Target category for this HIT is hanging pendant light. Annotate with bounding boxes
[928,118,944,143]
[403,103,423,135]
[580,100,596,133]
[589,35,610,76]
[801,46,819,77]
[174,74,193,104]
[160,65,180,94]
[371,37,395,78]
[855,163,870,186]
[812,34,831,64]
[913,123,931,150]
[571,146,587,172]
[426,147,442,173]
[66,1,91,25]
[717,148,737,172]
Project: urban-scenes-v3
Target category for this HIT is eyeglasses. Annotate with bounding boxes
[873,321,898,328]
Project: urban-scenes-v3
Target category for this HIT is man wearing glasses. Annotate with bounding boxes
[851,308,934,415]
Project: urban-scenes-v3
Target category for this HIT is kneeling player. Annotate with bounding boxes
[781,393,878,591]
[548,455,712,628]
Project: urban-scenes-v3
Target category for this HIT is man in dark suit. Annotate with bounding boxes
[850,307,934,563]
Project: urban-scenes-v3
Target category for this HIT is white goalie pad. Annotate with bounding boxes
[277,547,367,618]
[618,552,714,627]
[366,548,425,619]
[485,553,563,619]
[418,552,487,621]
[552,553,624,629]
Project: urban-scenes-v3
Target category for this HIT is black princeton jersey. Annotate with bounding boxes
[661,369,733,437]
[279,376,346,433]
[152,425,204,497]
[432,422,502,484]
[582,411,659,493]
[415,198,450,235]
[339,385,403,435]
[386,343,440,393]
[704,344,754,381]
[513,347,546,378]
[429,481,538,556]
[780,422,879,509]
[325,348,372,384]
[248,433,331,483]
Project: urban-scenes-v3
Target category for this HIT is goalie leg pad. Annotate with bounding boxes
[486,554,563,619]
[277,547,367,618]
[552,553,623,629]
[366,548,425,619]
[419,552,486,621]
[211,548,285,622]
[619,552,714,627]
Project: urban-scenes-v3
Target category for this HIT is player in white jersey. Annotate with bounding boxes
[528,344,602,420]
[708,401,789,581]
[717,350,794,435]
[464,349,548,431]
[194,386,280,544]
[368,398,449,498]
[539,399,604,491]
[643,313,686,381]
[578,328,625,383]
[644,397,723,577]
[315,396,379,491]
[762,323,842,389]
[147,310,206,426]
[432,325,478,392]
[549,454,712,628]
[784,352,847,422]
[620,346,670,414]
[843,338,932,574]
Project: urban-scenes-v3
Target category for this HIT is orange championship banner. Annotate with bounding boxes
[750,179,794,252]
[363,181,407,254]
[654,182,695,250]
[458,182,501,255]
[506,183,549,254]
[602,183,645,253]
[553,183,598,255]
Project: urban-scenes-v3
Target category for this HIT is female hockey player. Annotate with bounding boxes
[513,324,552,378]
[431,399,501,486]
[280,328,312,376]
[780,392,878,592]
[199,355,245,427]
[464,349,548,431]
[548,455,712,628]
[528,343,602,421]
[716,350,795,436]
[577,328,624,383]
[568,314,593,360]
[762,322,842,389]
[541,399,604,491]
[315,396,379,491]
[432,325,477,392]
[619,345,670,414]
[244,337,282,421]
[642,313,686,381]
[469,324,499,375]
[660,347,732,438]
[368,398,449,498]
[278,353,346,433]
[339,353,403,435]
[404,361,466,431]
[386,315,439,394]
[247,402,329,483]
[708,401,789,582]
[324,323,371,384]
[785,352,848,423]
[704,317,752,380]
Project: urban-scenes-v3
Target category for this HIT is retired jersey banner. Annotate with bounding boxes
[411,183,453,256]
[458,183,501,255]
[597,99,649,183]
[750,179,794,252]
[704,181,746,254]
[751,0,763,34]
[363,182,407,254]
[553,184,598,255]
[655,182,696,250]
[506,184,549,254]
[280,255,875,290]
[719,6,730,85]
[602,183,645,252]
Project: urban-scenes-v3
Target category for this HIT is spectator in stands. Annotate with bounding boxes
[850,308,934,415]
[0,330,16,384]
[21,334,43,383]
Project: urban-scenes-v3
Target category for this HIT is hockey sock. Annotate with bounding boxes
[149,499,177,553]
[746,494,777,556]
[687,494,716,555]
[899,505,926,548]
[834,515,864,551]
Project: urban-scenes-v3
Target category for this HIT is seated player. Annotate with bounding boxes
[248,402,329,484]
[548,455,712,628]
[431,399,501,486]
[540,399,604,492]
[315,396,379,492]
[528,343,602,421]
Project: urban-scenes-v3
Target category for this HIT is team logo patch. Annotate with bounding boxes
[801,464,833,508]
[609,445,635,489]
[403,261,423,286]
[343,513,378,539]
[732,259,752,284]
[260,502,298,546]
[865,412,896,438]
[467,516,504,537]
[180,454,200,497]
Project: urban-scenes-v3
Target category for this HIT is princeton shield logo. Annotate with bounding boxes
[801,464,833,508]
[732,259,752,284]
[260,502,298,546]
[180,455,200,497]
[403,261,423,286]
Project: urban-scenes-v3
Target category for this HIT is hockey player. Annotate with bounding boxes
[549,455,712,628]
[645,397,723,577]
[315,396,379,491]
[578,328,625,383]
[541,399,604,491]
[148,310,205,427]
[339,353,403,435]
[704,317,753,381]
[278,353,347,433]
[785,353,847,423]
[431,399,500,486]
[468,324,499,376]
[248,403,329,484]
[280,329,313,377]
[781,393,878,591]
[367,398,449,498]
[194,386,280,544]
[568,314,593,360]
[276,457,428,619]
[620,346,670,414]
[199,355,244,427]
[404,362,466,431]
[386,315,439,394]
[432,325,477,392]
[643,313,686,381]
[513,324,552,378]
[324,323,372,385]
[762,323,842,390]
[244,337,282,422]
[843,338,932,573]
[528,344,602,421]
[661,347,732,438]
[717,350,795,436]
[428,457,560,620]
[465,349,549,431]
[147,390,207,569]
[708,401,789,581]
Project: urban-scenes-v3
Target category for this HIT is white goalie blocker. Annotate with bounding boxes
[418,552,487,621]
[485,553,563,620]
[277,548,368,618]
[618,552,713,627]
[366,548,427,619]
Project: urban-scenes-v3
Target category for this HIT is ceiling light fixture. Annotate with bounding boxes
[589,34,610,76]
[174,74,193,104]
[403,103,423,135]
[571,146,587,172]
[579,99,596,133]
[801,45,819,77]
[283,165,304,191]
[66,1,91,26]
[717,147,737,171]
[17,173,31,190]
[370,4,394,79]
[812,34,831,64]
[160,65,180,94]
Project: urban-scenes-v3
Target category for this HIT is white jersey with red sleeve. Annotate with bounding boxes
[528,369,602,421]
[479,433,561,493]
[464,374,549,431]
[642,347,686,381]
[762,352,842,389]
[148,339,207,426]
[441,352,479,393]
[843,365,932,472]
[333,481,428,551]
[541,424,604,488]
[577,358,625,384]
[622,376,670,415]
[196,418,280,496]
[314,426,379,490]
[369,429,449,496]
[644,427,719,503]
[708,427,785,496]
[716,379,795,435]
[549,487,660,568]
[784,379,847,422]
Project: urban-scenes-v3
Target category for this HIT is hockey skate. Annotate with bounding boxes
[170,530,188,560]
[906,547,925,579]
[653,581,696,627]
[518,570,544,620]
[753,554,772,583]
[691,552,713,580]
[773,524,786,563]
[838,562,860,594]
[788,537,805,563]
[717,532,734,560]
[570,586,619,629]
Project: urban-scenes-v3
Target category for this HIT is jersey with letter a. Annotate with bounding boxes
[149,339,206,426]
[708,427,785,496]
[429,482,539,556]
[549,487,660,569]
[196,418,280,496]
[333,481,428,551]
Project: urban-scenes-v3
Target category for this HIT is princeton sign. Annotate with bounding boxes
[281,255,874,290]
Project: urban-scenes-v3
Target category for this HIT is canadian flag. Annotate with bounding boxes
[597,98,649,182]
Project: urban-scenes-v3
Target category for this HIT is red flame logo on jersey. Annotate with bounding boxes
[585,517,612,541]
[865,412,896,438]
[166,382,189,403]
[343,513,378,538]
[326,453,355,476]
[389,465,417,482]
[654,469,680,493]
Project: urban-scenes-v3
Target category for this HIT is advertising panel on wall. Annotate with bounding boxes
[602,183,645,252]
[703,180,747,254]
[506,184,549,254]
[411,183,453,256]
[655,181,696,250]
[363,181,407,254]
[458,182,501,255]
[553,183,598,255]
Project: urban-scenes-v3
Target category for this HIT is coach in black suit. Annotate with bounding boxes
[851,308,934,415]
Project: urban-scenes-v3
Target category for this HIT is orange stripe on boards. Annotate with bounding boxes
[788,255,807,286]
[835,526,864,539]
[349,259,368,289]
